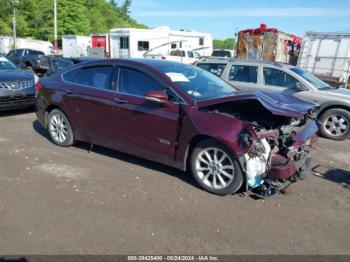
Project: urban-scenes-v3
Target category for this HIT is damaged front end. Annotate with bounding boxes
[243,116,318,198]
[200,92,319,198]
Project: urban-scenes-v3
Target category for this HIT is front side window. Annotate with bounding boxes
[229,65,258,83]
[118,68,164,96]
[75,66,113,90]
[290,67,328,90]
[197,63,227,77]
[263,67,301,89]
[137,41,149,51]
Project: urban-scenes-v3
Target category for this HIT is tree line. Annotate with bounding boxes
[0,0,146,41]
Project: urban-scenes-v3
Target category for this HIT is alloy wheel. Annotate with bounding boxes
[195,147,235,189]
[49,113,69,143]
[323,114,349,137]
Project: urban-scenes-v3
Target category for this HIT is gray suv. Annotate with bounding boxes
[196,58,350,140]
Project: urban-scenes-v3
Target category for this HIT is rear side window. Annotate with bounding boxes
[118,67,164,96]
[197,63,227,77]
[75,66,113,90]
[212,50,232,58]
[229,65,258,83]
[263,68,300,88]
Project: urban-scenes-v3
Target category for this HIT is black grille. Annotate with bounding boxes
[0,95,35,105]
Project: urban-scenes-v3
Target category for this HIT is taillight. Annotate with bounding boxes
[35,81,43,91]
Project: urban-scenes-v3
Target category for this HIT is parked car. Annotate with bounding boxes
[0,55,37,111]
[196,58,350,140]
[36,59,318,196]
[7,48,46,74]
[146,49,201,64]
[42,56,102,76]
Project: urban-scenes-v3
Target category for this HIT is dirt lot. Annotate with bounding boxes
[0,109,349,255]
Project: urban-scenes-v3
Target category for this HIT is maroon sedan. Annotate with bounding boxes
[36,59,318,196]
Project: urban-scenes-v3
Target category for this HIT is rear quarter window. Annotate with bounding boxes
[62,68,79,83]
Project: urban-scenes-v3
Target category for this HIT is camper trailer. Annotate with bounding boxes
[236,24,302,65]
[0,37,53,55]
[62,35,91,57]
[297,32,350,86]
[109,26,213,59]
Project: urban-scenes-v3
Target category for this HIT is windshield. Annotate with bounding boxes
[291,67,329,90]
[159,64,236,101]
[0,59,16,70]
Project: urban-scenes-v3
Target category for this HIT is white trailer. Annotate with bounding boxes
[109,26,213,59]
[0,36,53,55]
[0,36,13,54]
[297,32,350,85]
[62,35,91,57]
[16,38,54,55]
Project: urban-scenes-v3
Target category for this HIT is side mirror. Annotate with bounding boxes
[144,91,171,106]
[295,82,307,91]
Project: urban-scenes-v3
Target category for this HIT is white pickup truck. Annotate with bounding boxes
[145,49,201,64]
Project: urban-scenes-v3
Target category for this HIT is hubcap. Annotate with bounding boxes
[324,114,349,137]
[49,113,68,143]
[195,148,234,189]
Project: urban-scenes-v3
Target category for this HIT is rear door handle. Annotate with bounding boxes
[64,89,74,95]
[113,97,128,104]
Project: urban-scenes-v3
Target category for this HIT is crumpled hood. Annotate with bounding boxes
[196,91,318,118]
[0,69,34,82]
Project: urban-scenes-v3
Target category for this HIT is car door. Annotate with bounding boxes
[262,67,313,101]
[226,64,260,91]
[61,64,116,146]
[110,65,180,162]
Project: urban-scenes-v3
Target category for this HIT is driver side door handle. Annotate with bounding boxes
[113,97,128,104]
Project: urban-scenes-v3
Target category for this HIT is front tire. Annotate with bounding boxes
[319,108,350,140]
[47,109,74,147]
[190,139,243,196]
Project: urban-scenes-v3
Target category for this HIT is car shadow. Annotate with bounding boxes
[32,120,201,191]
[312,164,350,189]
[0,258,28,262]
[0,107,35,117]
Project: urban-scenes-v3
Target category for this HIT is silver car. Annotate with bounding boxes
[196,58,350,140]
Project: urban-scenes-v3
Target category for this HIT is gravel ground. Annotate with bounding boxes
[0,109,349,255]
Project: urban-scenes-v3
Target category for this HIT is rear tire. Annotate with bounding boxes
[319,108,350,140]
[47,109,74,147]
[190,139,243,196]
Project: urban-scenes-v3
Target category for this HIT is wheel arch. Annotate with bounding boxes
[183,134,239,172]
[317,104,350,118]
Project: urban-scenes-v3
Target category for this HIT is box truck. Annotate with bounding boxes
[297,32,350,86]
[62,35,91,57]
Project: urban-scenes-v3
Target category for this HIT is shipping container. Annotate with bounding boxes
[236,24,302,65]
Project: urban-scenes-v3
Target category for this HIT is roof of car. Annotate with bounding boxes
[197,57,296,68]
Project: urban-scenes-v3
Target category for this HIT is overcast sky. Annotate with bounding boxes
[129,0,350,39]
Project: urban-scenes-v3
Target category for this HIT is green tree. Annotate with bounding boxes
[120,0,132,15]
[213,38,235,50]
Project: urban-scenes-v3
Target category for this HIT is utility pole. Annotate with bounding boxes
[13,5,16,49]
[54,0,58,54]
[9,0,19,49]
